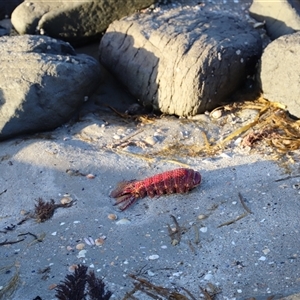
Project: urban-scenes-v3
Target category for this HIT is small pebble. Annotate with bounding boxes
[76,243,85,250]
[108,214,118,220]
[197,214,207,220]
[145,136,157,146]
[148,254,159,260]
[86,174,95,179]
[51,232,57,236]
[68,264,78,272]
[113,134,121,140]
[210,109,222,119]
[95,238,105,246]
[61,196,73,205]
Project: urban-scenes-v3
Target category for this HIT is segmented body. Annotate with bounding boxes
[110,168,201,211]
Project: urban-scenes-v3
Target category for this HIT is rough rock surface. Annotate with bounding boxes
[259,32,300,118]
[0,35,101,140]
[11,0,157,46]
[99,7,262,116]
[249,0,300,40]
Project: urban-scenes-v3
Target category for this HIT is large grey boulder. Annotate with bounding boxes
[249,0,300,40]
[259,32,300,118]
[11,0,157,46]
[0,35,101,140]
[99,7,262,116]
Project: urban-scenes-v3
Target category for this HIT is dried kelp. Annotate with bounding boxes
[0,238,24,246]
[167,215,186,246]
[218,193,252,228]
[124,274,218,300]
[0,264,19,299]
[18,232,46,246]
[124,274,193,300]
[217,97,300,154]
[34,198,74,223]
[105,104,157,125]
[55,264,87,300]
[38,266,51,281]
[55,264,112,300]
[0,189,7,196]
[86,271,112,300]
[137,97,300,161]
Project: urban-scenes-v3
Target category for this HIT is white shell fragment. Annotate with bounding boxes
[147,270,155,276]
[77,250,87,258]
[253,22,265,29]
[148,254,159,260]
[200,227,208,233]
[116,218,131,225]
[84,237,95,246]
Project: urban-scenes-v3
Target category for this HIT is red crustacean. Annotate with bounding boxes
[110,168,201,211]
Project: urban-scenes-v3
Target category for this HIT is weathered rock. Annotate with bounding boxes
[99,7,262,116]
[259,32,300,118]
[11,0,157,46]
[0,35,101,140]
[249,0,300,40]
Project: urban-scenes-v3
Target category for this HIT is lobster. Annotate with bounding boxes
[110,168,201,211]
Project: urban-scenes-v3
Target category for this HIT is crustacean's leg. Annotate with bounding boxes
[110,180,140,211]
